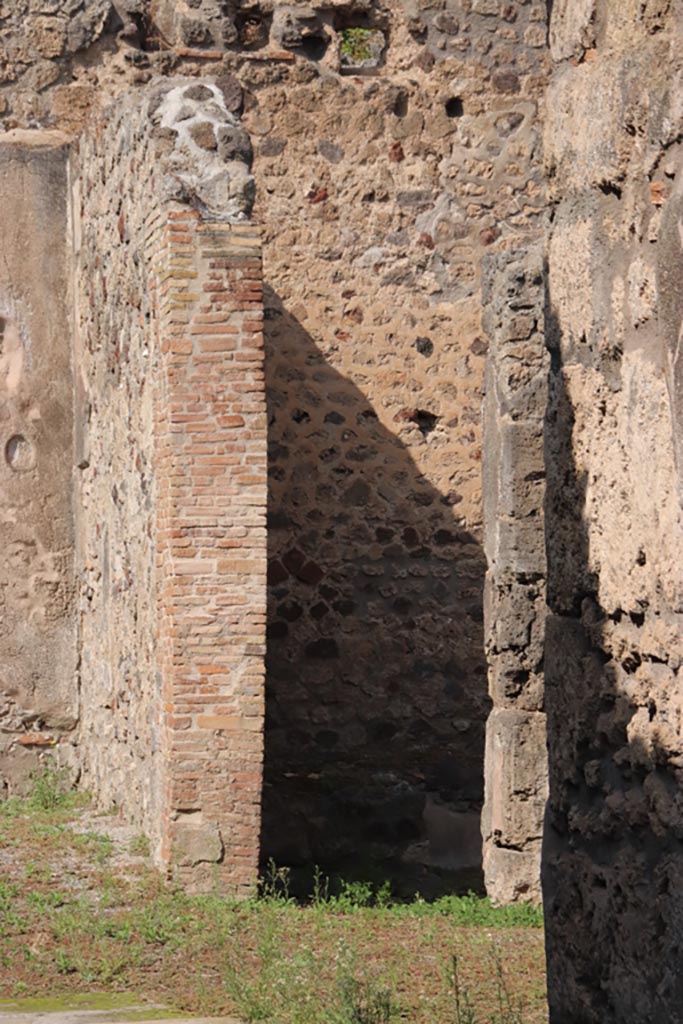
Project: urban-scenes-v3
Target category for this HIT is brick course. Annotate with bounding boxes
[74,84,266,892]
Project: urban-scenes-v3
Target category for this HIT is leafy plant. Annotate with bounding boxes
[340,27,374,62]
[26,767,78,812]
[339,27,384,65]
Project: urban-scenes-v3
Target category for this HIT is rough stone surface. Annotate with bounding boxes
[481,246,548,903]
[7,2,683,1019]
[543,1,683,1020]
[0,131,77,795]
[73,79,266,893]
[0,0,550,896]
[250,0,548,890]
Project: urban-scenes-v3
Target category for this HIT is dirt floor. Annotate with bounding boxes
[0,775,548,1024]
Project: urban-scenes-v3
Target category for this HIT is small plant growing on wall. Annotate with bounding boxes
[339,27,385,68]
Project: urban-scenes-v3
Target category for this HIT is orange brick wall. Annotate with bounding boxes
[154,214,267,892]
[75,87,267,894]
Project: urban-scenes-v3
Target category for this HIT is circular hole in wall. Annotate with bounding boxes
[445,97,464,118]
[5,434,35,473]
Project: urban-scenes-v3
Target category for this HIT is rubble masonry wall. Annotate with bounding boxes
[543,0,683,1018]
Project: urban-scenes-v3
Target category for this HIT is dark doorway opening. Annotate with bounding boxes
[259,289,489,900]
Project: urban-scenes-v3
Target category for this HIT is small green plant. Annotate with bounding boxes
[128,833,150,857]
[131,891,192,949]
[0,879,17,911]
[450,955,477,1024]
[489,948,524,1024]
[449,949,525,1024]
[95,834,114,866]
[339,27,384,65]
[54,949,77,975]
[26,766,77,812]
[26,890,68,912]
[24,860,53,884]
[312,864,330,906]
[334,973,398,1024]
[310,871,393,912]
[332,880,374,911]
[258,859,293,904]
[340,27,374,62]
[375,881,392,909]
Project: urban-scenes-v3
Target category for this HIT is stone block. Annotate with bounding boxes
[482,708,548,849]
[484,513,547,578]
[484,416,546,525]
[483,843,543,905]
[173,823,224,867]
[548,0,597,61]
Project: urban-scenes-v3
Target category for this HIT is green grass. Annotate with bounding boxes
[0,775,547,1024]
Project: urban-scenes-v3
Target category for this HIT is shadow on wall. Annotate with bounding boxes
[259,287,489,899]
[542,295,683,1023]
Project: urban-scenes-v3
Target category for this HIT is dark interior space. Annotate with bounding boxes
[259,287,489,899]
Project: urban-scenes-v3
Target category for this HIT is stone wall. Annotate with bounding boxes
[480,245,548,904]
[74,79,267,892]
[2,0,549,895]
[73,88,164,842]
[244,0,549,889]
[543,0,683,1019]
[0,131,77,794]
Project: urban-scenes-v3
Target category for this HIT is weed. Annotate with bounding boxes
[375,881,392,909]
[450,955,478,1024]
[0,880,17,911]
[25,891,70,912]
[94,834,114,866]
[26,767,77,812]
[24,861,53,884]
[128,834,150,857]
[54,949,76,975]
[135,894,188,948]
[489,947,524,1024]
[334,973,397,1024]
[258,859,293,904]
[329,880,374,911]
[312,865,330,906]
[0,796,25,819]
[340,27,376,63]
[449,949,525,1024]
[309,871,392,912]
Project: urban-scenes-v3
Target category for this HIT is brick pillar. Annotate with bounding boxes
[151,210,267,894]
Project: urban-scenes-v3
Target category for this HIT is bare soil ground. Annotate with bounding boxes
[0,777,548,1024]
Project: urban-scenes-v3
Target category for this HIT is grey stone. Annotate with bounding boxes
[173,823,224,867]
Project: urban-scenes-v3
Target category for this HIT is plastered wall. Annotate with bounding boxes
[0,132,77,793]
